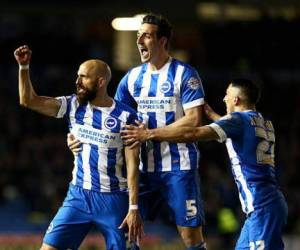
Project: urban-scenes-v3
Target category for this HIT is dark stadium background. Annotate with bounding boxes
[0,0,299,249]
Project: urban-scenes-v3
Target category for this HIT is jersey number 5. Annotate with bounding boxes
[186,200,197,217]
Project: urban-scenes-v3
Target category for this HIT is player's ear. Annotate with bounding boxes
[159,37,167,48]
[234,96,240,105]
[97,77,106,88]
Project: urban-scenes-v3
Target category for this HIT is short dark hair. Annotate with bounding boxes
[230,78,261,104]
[142,14,172,47]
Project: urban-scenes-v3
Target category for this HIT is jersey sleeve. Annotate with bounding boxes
[208,113,243,142]
[180,67,205,110]
[114,72,137,109]
[55,95,74,118]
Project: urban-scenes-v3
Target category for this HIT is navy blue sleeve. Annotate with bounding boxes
[210,113,244,141]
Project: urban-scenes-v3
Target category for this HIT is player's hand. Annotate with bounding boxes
[203,102,220,121]
[67,133,82,155]
[14,45,32,65]
[121,120,148,148]
[119,209,144,243]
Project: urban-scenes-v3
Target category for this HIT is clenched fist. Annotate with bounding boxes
[14,45,32,65]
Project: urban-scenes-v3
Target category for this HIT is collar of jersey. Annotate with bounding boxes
[146,56,172,74]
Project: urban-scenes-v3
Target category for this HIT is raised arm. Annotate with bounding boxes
[119,145,143,243]
[14,45,61,117]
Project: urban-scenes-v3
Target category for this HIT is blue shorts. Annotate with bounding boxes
[43,184,128,250]
[139,169,205,227]
[235,195,288,250]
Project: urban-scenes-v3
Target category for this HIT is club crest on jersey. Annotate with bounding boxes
[160,81,172,93]
[187,77,201,90]
[104,117,118,129]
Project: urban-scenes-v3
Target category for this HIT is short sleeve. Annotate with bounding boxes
[180,67,205,110]
[55,95,74,118]
[208,113,243,142]
[114,73,137,109]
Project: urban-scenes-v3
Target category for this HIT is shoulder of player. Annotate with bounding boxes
[127,63,147,75]
[60,93,77,106]
[220,112,244,122]
[172,58,196,72]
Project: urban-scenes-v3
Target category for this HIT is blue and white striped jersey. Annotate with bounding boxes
[209,111,282,214]
[115,57,205,172]
[56,94,143,192]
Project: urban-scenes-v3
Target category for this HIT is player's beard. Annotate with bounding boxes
[76,84,98,105]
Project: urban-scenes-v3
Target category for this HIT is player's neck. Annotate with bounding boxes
[91,93,113,108]
[235,104,256,112]
[149,52,170,71]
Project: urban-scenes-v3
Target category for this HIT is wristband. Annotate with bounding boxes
[129,204,139,210]
[19,64,29,70]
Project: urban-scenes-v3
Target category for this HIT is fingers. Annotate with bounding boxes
[67,133,75,140]
[119,213,144,243]
[128,141,140,149]
[128,222,133,242]
[134,120,143,126]
[14,45,32,65]
[67,133,82,155]
[118,218,126,230]
[69,141,82,151]
[14,45,31,56]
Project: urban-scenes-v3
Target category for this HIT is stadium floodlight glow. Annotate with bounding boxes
[111,15,145,31]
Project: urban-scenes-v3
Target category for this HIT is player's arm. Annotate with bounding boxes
[14,45,61,117]
[122,122,219,144]
[119,145,143,242]
[169,105,202,128]
[204,103,221,121]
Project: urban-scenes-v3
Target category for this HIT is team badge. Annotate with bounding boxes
[160,81,172,93]
[104,117,118,129]
[187,77,202,90]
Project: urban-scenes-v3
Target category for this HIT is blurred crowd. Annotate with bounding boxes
[0,7,300,247]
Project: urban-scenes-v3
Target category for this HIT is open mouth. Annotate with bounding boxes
[77,87,86,94]
[140,48,149,57]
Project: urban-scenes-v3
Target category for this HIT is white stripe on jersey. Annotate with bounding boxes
[82,144,92,190]
[173,65,184,119]
[178,143,192,170]
[69,97,78,130]
[174,64,184,94]
[158,113,172,172]
[97,147,110,192]
[72,158,78,185]
[128,66,143,94]
[226,139,254,214]
[140,71,152,96]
